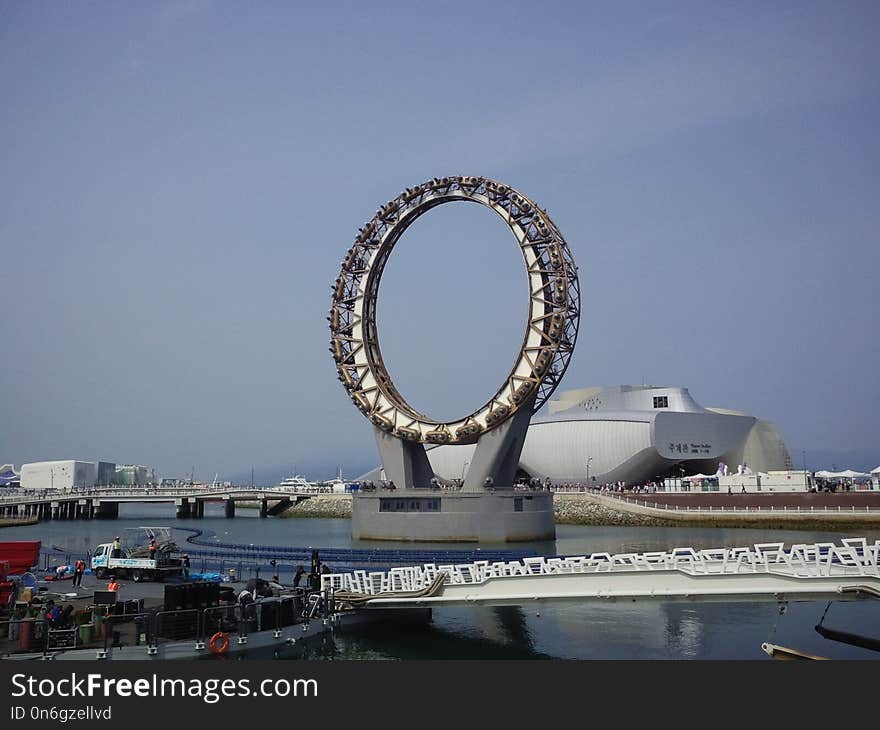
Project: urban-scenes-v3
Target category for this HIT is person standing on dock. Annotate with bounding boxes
[72,558,85,587]
[181,554,190,580]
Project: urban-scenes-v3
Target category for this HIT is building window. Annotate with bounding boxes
[653,396,668,408]
[514,497,523,512]
[380,498,441,513]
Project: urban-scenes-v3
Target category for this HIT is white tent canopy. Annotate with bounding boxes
[682,473,717,481]
[871,466,880,475]
[815,469,870,479]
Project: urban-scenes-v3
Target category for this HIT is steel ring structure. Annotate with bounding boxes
[330,175,580,446]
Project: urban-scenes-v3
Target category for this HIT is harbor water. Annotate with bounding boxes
[3,503,879,660]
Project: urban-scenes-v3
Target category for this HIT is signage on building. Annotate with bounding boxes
[668,442,712,455]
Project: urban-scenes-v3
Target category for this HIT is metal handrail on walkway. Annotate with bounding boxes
[322,538,880,597]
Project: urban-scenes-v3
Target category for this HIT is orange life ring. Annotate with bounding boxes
[209,632,229,655]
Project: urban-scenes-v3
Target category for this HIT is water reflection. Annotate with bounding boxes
[281,608,550,660]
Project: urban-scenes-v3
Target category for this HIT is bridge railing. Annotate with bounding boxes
[322,538,880,596]
[0,485,331,505]
[596,492,880,514]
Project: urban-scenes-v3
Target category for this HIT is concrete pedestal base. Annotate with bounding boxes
[351,489,555,543]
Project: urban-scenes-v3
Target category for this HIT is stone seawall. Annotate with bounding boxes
[279,493,880,531]
[553,494,666,526]
[554,493,880,531]
[281,494,353,518]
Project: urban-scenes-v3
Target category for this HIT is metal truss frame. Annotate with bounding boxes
[330,175,580,448]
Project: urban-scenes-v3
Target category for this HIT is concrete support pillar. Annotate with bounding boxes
[51,503,59,520]
[196,500,204,518]
[260,498,268,518]
[224,498,236,519]
[175,498,191,519]
[374,426,436,488]
[463,396,536,492]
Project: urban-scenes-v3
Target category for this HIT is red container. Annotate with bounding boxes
[0,542,41,575]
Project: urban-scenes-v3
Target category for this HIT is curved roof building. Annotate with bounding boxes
[423,386,791,486]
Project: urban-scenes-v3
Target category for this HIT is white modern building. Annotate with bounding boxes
[20,460,98,490]
[18,460,158,490]
[113,465,157,486]
[424,386,792,486]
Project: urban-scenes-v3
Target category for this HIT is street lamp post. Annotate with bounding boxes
[585,457,592,486]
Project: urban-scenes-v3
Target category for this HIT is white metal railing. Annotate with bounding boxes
[322,538,880,596]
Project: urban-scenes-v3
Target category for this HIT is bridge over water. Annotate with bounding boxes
[0,486,317,520]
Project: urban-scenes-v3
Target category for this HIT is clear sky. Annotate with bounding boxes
[2,1,878,481]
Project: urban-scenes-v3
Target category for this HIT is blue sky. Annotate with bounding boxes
[1,1,878,481]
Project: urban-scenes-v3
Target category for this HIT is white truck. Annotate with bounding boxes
[90,527,184,582]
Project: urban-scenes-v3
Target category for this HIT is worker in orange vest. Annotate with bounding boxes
[72,558,86,587]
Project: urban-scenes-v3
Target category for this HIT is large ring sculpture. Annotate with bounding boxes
[330,175,580,446]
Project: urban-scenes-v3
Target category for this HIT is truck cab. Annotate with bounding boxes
[90,527,182,582]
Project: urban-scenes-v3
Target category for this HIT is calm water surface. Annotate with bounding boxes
[3,503,878,660]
